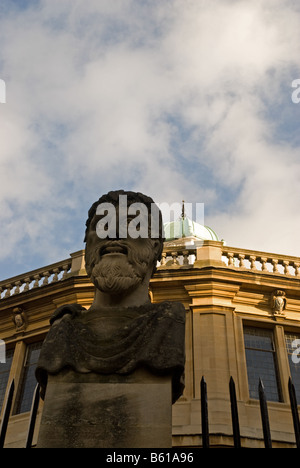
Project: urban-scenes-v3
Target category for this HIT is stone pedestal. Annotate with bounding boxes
[37,368,172,448]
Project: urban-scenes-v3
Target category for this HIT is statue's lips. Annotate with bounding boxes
[99,244,128,257]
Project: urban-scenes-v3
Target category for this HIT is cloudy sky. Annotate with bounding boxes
[0,0,300,280]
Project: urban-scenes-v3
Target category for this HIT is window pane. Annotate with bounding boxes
[244,327,275,351]
[0,348,14,410]
[285,333,300,402]
[16,342,42,414]
[244,327,281,402]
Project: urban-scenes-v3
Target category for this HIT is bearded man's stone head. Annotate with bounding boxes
[84,190,164,296]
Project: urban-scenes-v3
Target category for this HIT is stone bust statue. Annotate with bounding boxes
[36,190,185,404]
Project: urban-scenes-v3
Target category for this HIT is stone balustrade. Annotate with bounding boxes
[157,249,197,268]
[1,242,299,301]
[222,245,300,276]
[157,242,300,277]
[0,258,72,300]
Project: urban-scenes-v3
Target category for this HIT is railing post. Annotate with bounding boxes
[25,383,40,449]
[288,377,300,449]
[258,379,272,448]
[201,376,209,448]
[0,379,15,448]
[229,377,241,448]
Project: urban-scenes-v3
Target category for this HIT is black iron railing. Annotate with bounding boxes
[200,376,300,448]
[0,381,40,449]
[0,376,299,448]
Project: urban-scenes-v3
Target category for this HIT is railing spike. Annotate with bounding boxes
[201,376,209,448]
[0,379,15,448]
[258,379,272,448]
[25,383,40,449]
[229,376,241,448]
[288,377,300,448]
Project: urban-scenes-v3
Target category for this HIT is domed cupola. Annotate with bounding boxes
[163,201,219,247]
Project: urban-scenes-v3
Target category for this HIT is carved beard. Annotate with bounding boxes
[86,240,155,295]
[92,257,141,294]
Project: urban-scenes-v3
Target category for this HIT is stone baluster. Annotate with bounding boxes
[14,281,22,295]
[52,268,60,283]
[272,259,279,273]
[182,250,189,266]
[293,262,300,276]
[62,263,70,279]
[33,274,41,288]
[283,260,290,275]
[160,253,166,267]
[249,255,257,270]
[5,284,12,298]
[227,252,234,266]
[261,257,268,272]
[23,277,31,292]
[42,271,50,286]
[238,254,245,268]
[171,252,178,266]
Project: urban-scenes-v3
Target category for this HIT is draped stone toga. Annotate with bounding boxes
[36,301,185,404]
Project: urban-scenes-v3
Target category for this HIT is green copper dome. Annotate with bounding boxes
[163,216,219,242]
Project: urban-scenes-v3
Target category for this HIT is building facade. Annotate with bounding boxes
[0,231,300,447]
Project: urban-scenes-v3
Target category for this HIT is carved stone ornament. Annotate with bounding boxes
[12,307,27,332]
[271,290,287,316]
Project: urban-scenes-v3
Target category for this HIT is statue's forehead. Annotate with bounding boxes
[92,199,154,221]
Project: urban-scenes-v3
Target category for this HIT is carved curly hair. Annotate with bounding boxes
[84,189,165,266]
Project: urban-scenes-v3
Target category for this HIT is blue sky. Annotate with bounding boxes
[0,0,300,280]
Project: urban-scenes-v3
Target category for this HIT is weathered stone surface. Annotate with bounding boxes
[37,368,172,448]
[36,301,185,405]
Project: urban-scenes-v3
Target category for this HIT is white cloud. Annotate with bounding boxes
[0,0,300,277]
